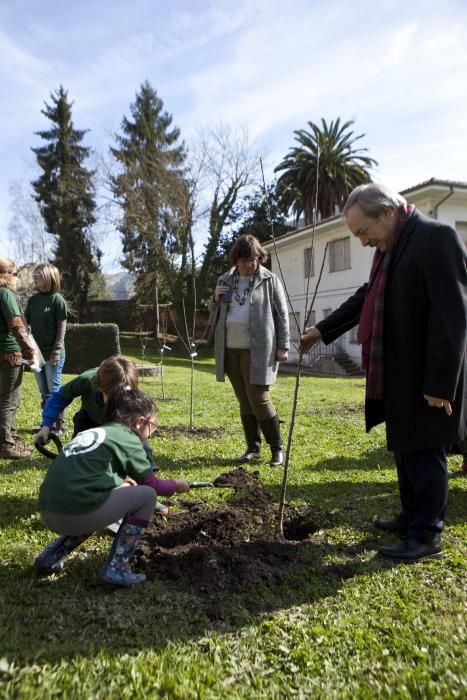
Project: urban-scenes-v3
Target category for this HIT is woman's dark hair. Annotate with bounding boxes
[104,386,157,431]
[94,355,139,396]
[229,234,268,267]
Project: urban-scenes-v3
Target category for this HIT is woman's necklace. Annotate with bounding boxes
[233,268,256,305]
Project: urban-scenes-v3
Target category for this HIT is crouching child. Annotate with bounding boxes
[35,387,189,588]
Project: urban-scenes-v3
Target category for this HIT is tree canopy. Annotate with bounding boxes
[209,184,292,277]
[275,118,378,224]
[109,81,188,327]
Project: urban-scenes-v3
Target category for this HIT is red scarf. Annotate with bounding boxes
[357,204,415,399]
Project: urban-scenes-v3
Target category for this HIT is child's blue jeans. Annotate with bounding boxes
[34,358,65,404]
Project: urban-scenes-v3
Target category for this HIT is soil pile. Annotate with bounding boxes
[138,468,332,615]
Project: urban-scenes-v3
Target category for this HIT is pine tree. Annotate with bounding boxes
[32,86,98,314]
[110,81,187,332]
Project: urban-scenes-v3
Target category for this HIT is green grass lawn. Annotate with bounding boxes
[0,344,466,699]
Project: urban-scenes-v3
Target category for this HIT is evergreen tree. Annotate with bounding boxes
[32,86,98,313]
[210,184,292,280]
[109,81,187,333]
[233,184,292,246]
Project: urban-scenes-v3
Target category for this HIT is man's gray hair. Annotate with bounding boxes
[343,183,407,218]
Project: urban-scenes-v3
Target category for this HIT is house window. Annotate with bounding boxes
[288,311,300,344]
[349,324,359,343]
[323,308,333,319]
[329,237,351,272]
[306,309,316,327]
[455,221,467,246]
[304,247,314,277]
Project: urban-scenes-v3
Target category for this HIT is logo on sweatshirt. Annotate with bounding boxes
[63,428,106,456]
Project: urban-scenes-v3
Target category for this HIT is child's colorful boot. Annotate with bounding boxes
[35,534,88,574]
[101,518,147,588]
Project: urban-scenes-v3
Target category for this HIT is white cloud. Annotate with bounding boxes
[1,0,467,270]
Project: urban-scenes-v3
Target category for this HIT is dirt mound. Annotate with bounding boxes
[212,466,257,488]
[137,470,332,616]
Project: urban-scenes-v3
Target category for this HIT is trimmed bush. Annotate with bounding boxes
[63,323,121,374]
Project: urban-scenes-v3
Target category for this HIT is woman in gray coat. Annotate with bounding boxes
[213,235,290,466]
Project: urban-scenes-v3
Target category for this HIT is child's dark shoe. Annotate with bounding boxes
[101,519,147,588]
[35,534,88,574]
[101,566,146,588]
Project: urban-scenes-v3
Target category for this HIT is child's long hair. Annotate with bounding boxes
[33,263,61,293]
[104,386,157,433]
[95,355,139,396]
[0,257,17,290]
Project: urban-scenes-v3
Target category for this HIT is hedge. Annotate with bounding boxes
[63,323,121,374]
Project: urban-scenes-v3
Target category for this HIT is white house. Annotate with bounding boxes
[265,178,467,373]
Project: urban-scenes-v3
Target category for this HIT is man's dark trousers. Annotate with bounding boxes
[394,448,448,545]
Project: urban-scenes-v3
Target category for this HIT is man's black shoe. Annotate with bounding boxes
[269,449,284,467]
[378,538,442,563]
[237,450,260,464]
[373,515,408,534]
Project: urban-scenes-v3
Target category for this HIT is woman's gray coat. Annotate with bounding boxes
[214,265,290,385]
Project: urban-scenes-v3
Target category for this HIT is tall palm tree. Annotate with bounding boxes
[275,118,378,224]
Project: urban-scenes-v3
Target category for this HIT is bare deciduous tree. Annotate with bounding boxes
[8,179,52,265]
[194,124,263,304]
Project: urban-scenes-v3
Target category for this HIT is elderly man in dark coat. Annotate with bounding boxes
[301,183,467,562]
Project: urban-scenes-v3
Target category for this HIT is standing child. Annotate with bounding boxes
[25,264,67,434]
[0,257,36,459]
[35,387,190,587]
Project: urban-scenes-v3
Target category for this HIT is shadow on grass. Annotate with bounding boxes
[0,495,40,527]
[445,482,467,526]
[0,456,49,475]
[304,448,395,473]
[0,537,398,665]
[1,454,464,666]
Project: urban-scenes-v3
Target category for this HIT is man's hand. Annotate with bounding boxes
[300,326,322,353]
[276,348,288,362]
[423,394,452,416]
[35,426,50,445]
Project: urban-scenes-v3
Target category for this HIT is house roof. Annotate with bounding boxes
[400,177,467,195]
[264,177,467,248]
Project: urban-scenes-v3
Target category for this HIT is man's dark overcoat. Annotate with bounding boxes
[317,209,467,452]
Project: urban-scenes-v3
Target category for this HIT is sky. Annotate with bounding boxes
[1,0,467,272]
